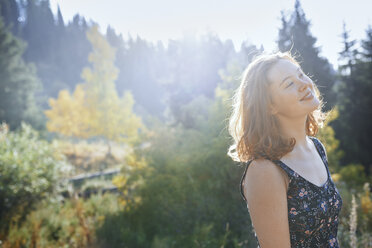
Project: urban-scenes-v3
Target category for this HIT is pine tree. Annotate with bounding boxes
[0,0,20,35]
[338,22,358,75]
[62,14,91,94]
[0,17,42,130]
[21,0,63,102]
[332,25,372,174]
[114,34,166,117]
[56,5,64,28]
[360,26,372,63]
[22,0,55,63]
[19,1,91,106]
[352,26,372,173]
[277,0,336,110]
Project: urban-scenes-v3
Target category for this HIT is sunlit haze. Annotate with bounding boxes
[50,0,371,69]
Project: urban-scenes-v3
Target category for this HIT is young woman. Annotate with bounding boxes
[227,52,343,247]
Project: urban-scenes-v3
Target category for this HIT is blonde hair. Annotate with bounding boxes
[227,51,327,163]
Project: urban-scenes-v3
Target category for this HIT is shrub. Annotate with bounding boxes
[0,122,70,238]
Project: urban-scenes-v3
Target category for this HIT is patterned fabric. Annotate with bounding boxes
[240,136,343,247]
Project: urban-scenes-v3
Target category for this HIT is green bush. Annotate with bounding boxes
[339,164,369,190]
[3,193,121,248]
[335,181,372,248]
[95,92,255,247]
[0,122,70,238]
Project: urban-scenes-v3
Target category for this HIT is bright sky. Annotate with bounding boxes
[50,0,371,69]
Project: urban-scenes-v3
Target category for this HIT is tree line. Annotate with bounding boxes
[0,0,371,173]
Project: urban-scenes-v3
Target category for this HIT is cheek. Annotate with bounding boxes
[273,93,296,110]
[276,90,297,102]
[273,91,302,113]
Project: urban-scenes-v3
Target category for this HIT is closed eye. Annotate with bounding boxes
[285,82,294,88]
[286,72,305,88]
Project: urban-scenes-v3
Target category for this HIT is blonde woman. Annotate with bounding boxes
[228,52,343,247]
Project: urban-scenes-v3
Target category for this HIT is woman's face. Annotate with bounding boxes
[267,59,320,118]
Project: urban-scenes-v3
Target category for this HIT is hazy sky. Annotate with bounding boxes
[49,0,371,69]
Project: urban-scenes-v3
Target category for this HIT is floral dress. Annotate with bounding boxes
[240,136,343,247]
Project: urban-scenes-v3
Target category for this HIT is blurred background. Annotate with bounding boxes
[0,0,371,247]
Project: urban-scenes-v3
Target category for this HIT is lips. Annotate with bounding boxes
[300,91,312,101]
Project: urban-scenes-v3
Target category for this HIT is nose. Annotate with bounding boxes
[298,78,312,92]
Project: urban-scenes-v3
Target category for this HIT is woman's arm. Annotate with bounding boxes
[242,159,291,248]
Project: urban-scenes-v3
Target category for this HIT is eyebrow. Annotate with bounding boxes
[280,67,301,86]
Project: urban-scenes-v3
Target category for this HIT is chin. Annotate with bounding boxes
[308,101,320,112]
[313,98,321,108]
[301,96,320,109]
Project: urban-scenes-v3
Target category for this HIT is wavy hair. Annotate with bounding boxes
[227,51,328,163]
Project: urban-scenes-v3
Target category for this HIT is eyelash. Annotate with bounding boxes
[286,72,305,88]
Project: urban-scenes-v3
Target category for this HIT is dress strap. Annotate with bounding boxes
[308,136,331,179]
[239,160,253,203]
[308,136,328,165]
[273,136,331,186]
[239,136,328,201]
[239,155,295,203]
[271,159,296,178]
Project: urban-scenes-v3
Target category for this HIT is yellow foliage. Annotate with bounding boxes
[44,25,146,144]
[111,151,149,209]
[45,85,92,138]
[124,151,148,170]
[214,85,230,102]
[361,183,372,215]
[112,174,128,188]
[317,107,343,171]
[331,173,341,183]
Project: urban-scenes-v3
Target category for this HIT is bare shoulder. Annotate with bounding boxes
[242,158,291,247]
[242,158,288,207]
[243,158,288,193]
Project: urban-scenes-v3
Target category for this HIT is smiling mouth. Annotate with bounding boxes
[300,91,312,101]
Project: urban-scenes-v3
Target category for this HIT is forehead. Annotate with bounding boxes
[267,59,300,87]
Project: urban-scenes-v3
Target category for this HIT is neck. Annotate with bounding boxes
[276,114,312,152]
